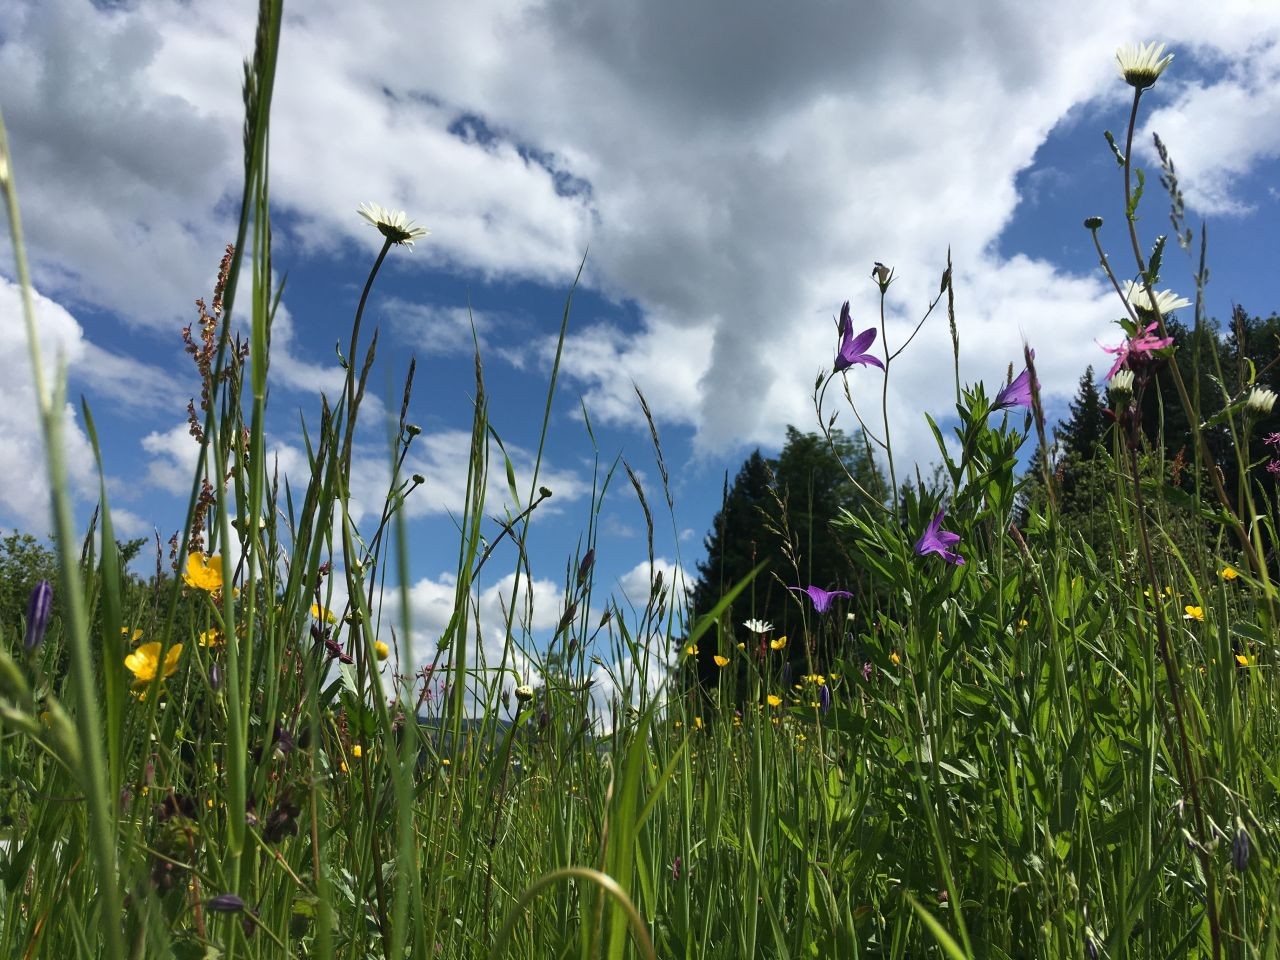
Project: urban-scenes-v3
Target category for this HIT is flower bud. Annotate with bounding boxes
[206,893,246,914]
[872,261,893,291]
[24,580,53,651]
[1083,216,1104,230]
[374,640,390,661]
[1232,821,1251,872]
[515,684,534,703]
[405,423,422,438]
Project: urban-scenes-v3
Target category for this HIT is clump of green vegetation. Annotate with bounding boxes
[0,15,1276,960]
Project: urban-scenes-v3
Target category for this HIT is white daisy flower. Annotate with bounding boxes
[1123,281,1190,316]
[1246,387,1277,415]
[1116,42,1174,90]
[357,202,430,247]
[742,618,773,634]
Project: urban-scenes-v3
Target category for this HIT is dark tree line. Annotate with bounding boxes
[687,426,886,680]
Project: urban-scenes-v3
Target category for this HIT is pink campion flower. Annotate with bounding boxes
[833,302,884,373]
[914,509,965,566]
[1100,322,1174,380]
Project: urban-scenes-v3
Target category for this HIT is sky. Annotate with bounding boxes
[2,0,1280,687]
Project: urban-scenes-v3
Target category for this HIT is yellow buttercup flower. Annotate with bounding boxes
[124,642,183,690]
[183,553,224,593]
[767,694,783,707]
[1183,605,1204,622]
[374,640,390,661]
[1221,566,1239,581]
[310,603,337,624]
[351,744,363,759]
[686,644,698,656]
[770,635,788,651]
[121,627,143,644]
[889,650,901,666]
[713,655,730,667]
[1235,653,1255,667]
[199,628,223,648]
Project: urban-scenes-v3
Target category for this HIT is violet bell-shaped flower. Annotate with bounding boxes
[833,302,884,373]
[914,509,965,566]
[992,351,1035,411]
[24,580,53,650]
[789,584,854,614]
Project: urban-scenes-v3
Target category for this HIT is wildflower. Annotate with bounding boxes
[672,856,681,880]
[1246,386,1278,415]
[1232,821,1251,872]
[742,618,773,634]
[351,745,363,759]
[1221,566,1239,582]
[818,683,831,713]
[889,651,901,666]
[914,509,965,566]
[685,643,698,656]
[357,202,430,247]
[1108,369,1135,404]
[767,694,783,707]
[122,627,143,644]
[1116,41,1174,90]
[833,302,884,372]
[872,261,893,290]
[992,357,1034,411]
[1101,322,1174,380]
[806,673,826,685]
[1183,605,1204,622]
[183,553,223,593]
[861,661,873,681]
[770,635,788,651]
[789,585,854,613]
[23,580,53,651]
[124,642,183,690]
[199,628,223,648]
[713,655,730,667]
[1265,433,1280,450]
[1122,281,1190,316]
[576,549,595,585]
[1083,215,1104,230]
[206,894,245,914]
[694,716,703,730]
[374,640,390,661]
[514,684,534,703]
[1235,653,1255,668]
[310,603,337,624]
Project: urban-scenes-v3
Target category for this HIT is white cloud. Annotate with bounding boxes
[1139,39,1280,215]
[0,278,107,531]
[4,0,1279,463]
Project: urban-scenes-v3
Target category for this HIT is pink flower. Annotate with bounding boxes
[1100,322,1174,379]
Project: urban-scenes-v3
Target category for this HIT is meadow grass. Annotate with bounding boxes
[1,9,1278,959]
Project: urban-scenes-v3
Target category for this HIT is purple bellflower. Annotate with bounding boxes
[914,509,965,566]
[993,351,1035,411]
[24,580,53,650]
[789,584,854,613]
[834,302,884,373]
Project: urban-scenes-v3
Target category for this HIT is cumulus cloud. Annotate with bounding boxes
[3,0,1278,463]
[1138,39,1280,215]
[0,277,184,531]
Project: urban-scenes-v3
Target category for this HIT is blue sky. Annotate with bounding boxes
[2,0,1279,682]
